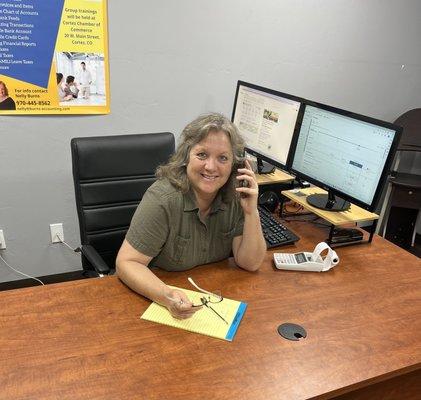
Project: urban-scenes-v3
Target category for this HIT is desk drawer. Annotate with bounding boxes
[391,186,420,209]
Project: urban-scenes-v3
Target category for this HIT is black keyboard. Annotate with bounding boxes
[258,206,300,248]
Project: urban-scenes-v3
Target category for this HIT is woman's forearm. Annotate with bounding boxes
[235,210,266,271]
[116,260,172,306]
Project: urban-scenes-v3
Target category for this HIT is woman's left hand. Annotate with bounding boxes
[235,159,259,215]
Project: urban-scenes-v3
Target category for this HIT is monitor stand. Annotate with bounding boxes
[257,157,275,174]
[306,190,350,212]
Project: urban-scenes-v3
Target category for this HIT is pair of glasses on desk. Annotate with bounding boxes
[187,277,228,324]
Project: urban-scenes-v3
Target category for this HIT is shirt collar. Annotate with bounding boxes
[183,189,227,213]
[183,190,198,212]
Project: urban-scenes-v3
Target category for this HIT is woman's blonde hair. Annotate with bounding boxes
[156,113,245,201]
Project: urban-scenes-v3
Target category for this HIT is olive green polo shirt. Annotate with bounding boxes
[126,178,244,271]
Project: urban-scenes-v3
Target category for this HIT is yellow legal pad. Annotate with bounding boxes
[141,287,247,341]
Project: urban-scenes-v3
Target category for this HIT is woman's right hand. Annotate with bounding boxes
[165,288,201,319]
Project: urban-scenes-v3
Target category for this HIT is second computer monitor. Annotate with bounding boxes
[290,102,402,211]
[232,81,303,173]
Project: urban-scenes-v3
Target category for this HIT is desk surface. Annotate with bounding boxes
[0,222,420,400]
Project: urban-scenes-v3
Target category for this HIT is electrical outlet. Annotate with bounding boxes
[0,229,5,249]
[50,223,64,243]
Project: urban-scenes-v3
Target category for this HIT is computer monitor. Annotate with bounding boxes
[289,101,402,212]
[232,81,303,173]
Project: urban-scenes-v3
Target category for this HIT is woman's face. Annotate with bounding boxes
[0,84,6,96]
[186,130,234,199]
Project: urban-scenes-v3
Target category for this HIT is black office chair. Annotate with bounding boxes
[393,108,421,150]
[71,132,175,276]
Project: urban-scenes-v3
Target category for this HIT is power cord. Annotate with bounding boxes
[282,202,312,217]
[54,233,77,251]
[0,253,45,286]
[282,215,331,228]
[54,233,82,255]
[0,234,84,287]
[54,234,108,278]
[281,202,332,227]
[283,201,304,214]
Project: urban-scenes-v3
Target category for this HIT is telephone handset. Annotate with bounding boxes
[237,152,249,197]
[273,242,339,272]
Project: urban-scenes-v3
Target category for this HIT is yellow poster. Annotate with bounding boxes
[0,0,110,115]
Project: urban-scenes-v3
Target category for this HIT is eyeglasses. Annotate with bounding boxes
[188,277,228,325]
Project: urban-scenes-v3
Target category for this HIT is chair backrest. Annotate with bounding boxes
[71,132,175,270]
[394,108,421,151]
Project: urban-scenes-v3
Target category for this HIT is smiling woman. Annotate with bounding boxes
[186,130,234,211]
[0,81,16,110]
[156,113,244,202]
[116,113,266,320]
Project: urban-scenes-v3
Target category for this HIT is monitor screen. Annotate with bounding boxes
[232,81,302,172]
[290,103,401,211]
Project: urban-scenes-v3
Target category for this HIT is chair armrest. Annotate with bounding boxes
[78,245,112,276]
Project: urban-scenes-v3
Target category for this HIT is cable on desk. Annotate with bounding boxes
[0,253,45,286]
[282,215,331,228]
[283,201,304,214]
[282,202,312,216]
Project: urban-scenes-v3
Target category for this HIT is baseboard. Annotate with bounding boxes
[0,270,88,292]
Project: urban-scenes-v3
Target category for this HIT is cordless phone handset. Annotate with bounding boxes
[237,151,249,197]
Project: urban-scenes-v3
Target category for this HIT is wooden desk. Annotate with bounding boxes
[1,222,420,400]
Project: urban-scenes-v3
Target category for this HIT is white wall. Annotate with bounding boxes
[1,0,420,282]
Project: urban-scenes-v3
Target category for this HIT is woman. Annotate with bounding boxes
[64,75,79,99]
[0,81,16,110]
[116,113,266,319]
[56,73,73,102]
